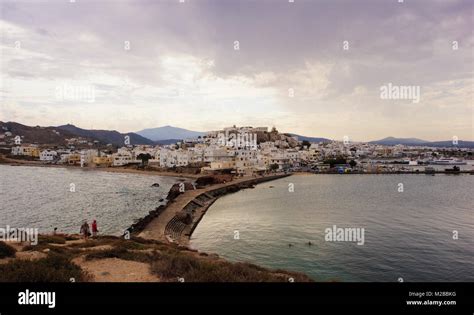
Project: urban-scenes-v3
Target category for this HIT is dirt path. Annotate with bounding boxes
[73,257,160,282]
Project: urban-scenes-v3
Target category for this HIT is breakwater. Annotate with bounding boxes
[135,174,290,244]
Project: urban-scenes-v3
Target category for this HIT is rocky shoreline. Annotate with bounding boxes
[126,181,196,235]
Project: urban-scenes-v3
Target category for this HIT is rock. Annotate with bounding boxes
[195,175,233,187]
[159,198,164,202]
[151,183,160,187]
[175,211,193,224]
[166,182,195,201]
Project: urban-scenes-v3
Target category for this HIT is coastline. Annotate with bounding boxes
[2,155,472,177]
[0,155,199,179]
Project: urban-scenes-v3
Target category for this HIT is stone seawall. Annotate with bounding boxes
[136,174,291,244]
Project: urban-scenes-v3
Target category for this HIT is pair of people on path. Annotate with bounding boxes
[80,220,98,240]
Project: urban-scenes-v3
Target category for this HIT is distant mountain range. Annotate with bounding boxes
[1,122,473,148]
[135,125,205,141]
[57,124,154,146]
[288,133,331,143]
[369,137,474,148]
[369,137,428,146]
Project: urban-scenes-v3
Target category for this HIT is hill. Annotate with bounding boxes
[135,125,205,141]
[0,121,83,146]
[369,137,427,146]
[288,133,331,143]
[57,124,154,146]
[369,136,474,148]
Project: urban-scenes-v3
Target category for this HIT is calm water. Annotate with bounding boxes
[0,165,180,235]
[191,174,474,282]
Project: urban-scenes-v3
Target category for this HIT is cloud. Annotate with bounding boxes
[0,0,472,140]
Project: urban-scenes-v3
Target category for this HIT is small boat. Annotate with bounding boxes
[430,158,467,165]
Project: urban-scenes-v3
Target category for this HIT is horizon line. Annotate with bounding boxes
[1,120,473,143]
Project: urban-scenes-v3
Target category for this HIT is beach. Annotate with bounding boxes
[0,154,200,179]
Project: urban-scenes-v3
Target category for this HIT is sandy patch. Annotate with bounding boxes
[73,257,159,282]
[15,251,47,260]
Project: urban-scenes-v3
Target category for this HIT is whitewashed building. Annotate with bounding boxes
[112,154,133,166]
[39,149,58,161]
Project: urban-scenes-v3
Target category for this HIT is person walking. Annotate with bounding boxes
[80,221,90,240]
[91,220,98,238]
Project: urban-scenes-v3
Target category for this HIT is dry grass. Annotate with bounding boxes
[0,253,91,282]
[150,251,312,282]
[38,235,67,244]
[84,245,152,263]
[2,234,313,283]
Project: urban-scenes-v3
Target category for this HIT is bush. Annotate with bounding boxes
[118,240,148,250]
[149,251,311,282]
[38,235,66,245]
[151,252,201,279]
[0,253,90,282]
[84,246,151,263]
[85,247,128,260]
[0,241,16,258]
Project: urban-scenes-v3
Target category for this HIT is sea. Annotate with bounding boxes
[2,164,473,281]
[0,165,179,235]
[190,173,474,281]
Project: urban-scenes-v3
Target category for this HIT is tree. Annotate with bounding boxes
[137,153,152,167]
[349,160,357,168]
[269,163,279,171]
[323,157,347,168]
[301,140,311,148]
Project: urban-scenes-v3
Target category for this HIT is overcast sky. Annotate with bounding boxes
[0,0,472,141]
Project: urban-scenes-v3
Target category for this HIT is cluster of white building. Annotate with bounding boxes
[8,126,473,174]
